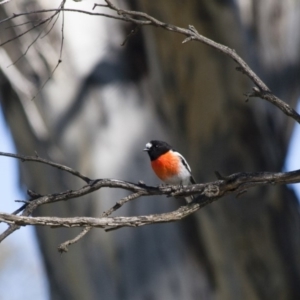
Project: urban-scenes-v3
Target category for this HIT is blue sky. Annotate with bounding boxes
[284,102,300,196]
[0,107,48,300]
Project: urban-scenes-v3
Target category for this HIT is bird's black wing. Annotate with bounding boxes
[174,151,196,184]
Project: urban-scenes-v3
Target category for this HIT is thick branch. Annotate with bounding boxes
[0,169,300,234]
[0,202,203,229]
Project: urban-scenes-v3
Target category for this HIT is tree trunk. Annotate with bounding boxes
[0,0,300,299]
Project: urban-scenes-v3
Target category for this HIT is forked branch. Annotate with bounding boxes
[1,150,300,237]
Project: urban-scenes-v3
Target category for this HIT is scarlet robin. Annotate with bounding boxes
[144,140,196,203]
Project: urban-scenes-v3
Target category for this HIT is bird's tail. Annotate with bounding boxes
[185,196,194,203]
[185,175,196,203]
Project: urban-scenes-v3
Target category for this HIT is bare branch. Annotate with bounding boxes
[102,191,147,217]
[246,87,300,122]
[0,1,299,249]
[0,190,40,242]
[98,0,300,124]
[3,3,295,122]
[0,203,203,229]
[7,13,59,67]
[0,152,92,183]
[58,227,92,253]
[0,11,60,47]
[120,24,141,46]
[0,165,300,239]
[40,10,61,39]
[31,0,66,100]
[5,19,41,29]
[0,223,21,241]
[0,8,127,27]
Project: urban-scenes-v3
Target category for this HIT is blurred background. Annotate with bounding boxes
[0,0,300,299]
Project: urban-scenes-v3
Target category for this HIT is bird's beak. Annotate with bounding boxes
[144,143,152,151]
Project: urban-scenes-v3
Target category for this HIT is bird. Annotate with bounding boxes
[143,140,196,203]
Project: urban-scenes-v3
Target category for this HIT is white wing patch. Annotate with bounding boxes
[172,151,192,173]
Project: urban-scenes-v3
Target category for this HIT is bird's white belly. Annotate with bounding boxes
[163,166,191,185]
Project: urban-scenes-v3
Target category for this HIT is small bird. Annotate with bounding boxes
[144,140,196,203]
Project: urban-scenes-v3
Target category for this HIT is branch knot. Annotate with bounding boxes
[202,185,219,197]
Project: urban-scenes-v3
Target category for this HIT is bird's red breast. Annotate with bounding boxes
[151,151,180,181]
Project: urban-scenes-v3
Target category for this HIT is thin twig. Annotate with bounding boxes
[102,191,146,217]
[58,227,92,253]
[5,19,42,29]
[40,10,60,39]
[0,8,127,27]
[93,4,108,10]
[246,87,300,122]
[31,0,66,101]
[0,224,21,241]
[7,13,59,67]
[0,11,59,47]
[120,24,140,46]
[0,152,91,183]
[0,196,39,242]
[31,58,62,101]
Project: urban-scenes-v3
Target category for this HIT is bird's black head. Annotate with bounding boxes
[143,140,172,161]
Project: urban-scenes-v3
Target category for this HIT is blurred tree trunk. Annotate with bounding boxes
[0,0,300,299]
